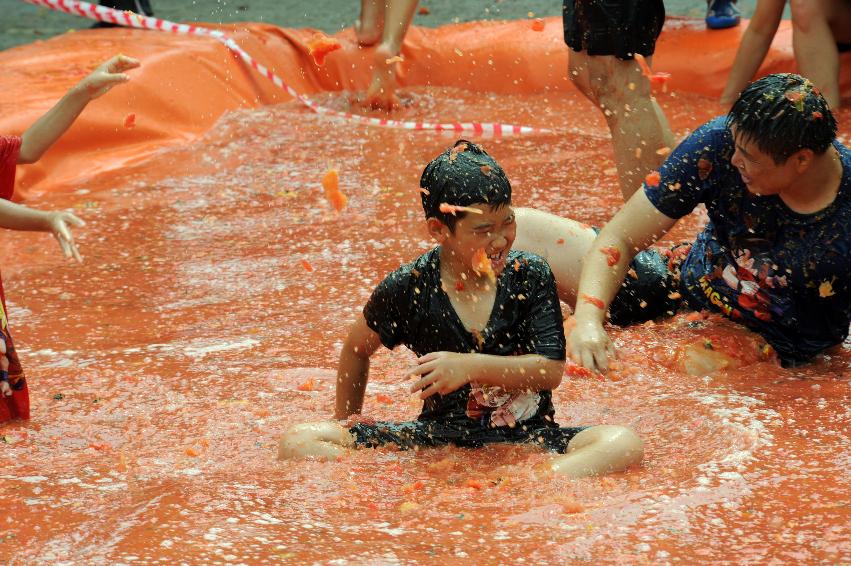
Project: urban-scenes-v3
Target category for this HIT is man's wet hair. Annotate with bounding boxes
[727,73,837,164]
[419,140,512,231]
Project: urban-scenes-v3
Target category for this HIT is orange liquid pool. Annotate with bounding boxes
[1,19,850,564]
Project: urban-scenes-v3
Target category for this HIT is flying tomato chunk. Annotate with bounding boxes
[300,259,314,272]
[307,33,342,66]
[322,168,348,212]
[472,247,496,283]
[123,113,136,129]
[530,18,545,32]
[439,202,483,215]
[633,53,670,87]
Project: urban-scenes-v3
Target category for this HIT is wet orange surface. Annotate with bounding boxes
[1,18,851,564]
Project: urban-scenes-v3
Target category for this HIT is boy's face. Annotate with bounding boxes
[730,126,802,196]
[442,204,516,277]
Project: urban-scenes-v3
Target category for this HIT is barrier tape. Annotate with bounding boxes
[23,0,549,135]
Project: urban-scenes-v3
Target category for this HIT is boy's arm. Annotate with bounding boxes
[408,351,564,399]
[0,200,85,262]
[334,314,383,420]
[18,55,140,164]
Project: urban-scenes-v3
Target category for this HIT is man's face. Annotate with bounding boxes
[730,126,796,196]
[445,204,516,276]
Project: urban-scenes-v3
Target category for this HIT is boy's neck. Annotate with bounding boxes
[438,246,493,292]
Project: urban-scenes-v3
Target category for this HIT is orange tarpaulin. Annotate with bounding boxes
[0,18,848,198]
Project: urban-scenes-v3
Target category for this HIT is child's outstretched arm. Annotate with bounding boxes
[334,314,383,420]
[408,352,563,400]
[0,199,84,262]
[18,54,141,164]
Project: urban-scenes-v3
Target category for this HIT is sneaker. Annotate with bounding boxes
[706,0,740,30]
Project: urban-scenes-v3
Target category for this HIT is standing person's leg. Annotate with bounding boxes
[356,0,385,46]
[790,0,843,108]
[585,53,675,199]
[362,0,419,111]
[563,0,674,200]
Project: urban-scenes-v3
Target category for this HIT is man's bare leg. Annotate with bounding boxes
[569,49,675,200]
[791,0,851,108]
[356,0,384,46]
[545,425,644,477]
[278,421,356,460]
[513,207,597,306]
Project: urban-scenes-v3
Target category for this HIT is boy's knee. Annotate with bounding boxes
[277,422,325,460]
[277,421,354,460]
[576,424,644,463]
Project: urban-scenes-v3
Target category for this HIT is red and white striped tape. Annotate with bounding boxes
[23,0,549,136]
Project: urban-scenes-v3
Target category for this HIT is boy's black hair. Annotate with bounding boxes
[726,73,837,165]
[419,140,512,231]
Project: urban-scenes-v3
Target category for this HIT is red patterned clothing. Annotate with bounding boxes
[0,135,29,423]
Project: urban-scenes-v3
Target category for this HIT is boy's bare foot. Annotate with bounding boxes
[355,0,384,46]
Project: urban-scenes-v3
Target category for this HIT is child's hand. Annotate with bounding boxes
[48,212,85,263]
[76,55,141,100]
[408,351,470,399]
[0,336,10,398]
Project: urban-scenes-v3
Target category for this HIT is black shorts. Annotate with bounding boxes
[350,420,588,453]
[607,244,689,326]
[563,0,666,60]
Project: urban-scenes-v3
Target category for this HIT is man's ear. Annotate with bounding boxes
[426,217,449,242]
[793,148,815,174]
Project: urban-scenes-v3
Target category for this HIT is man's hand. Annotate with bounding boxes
[77,55,141,100]
[408,351,470,399]
[0,337,10,398]
[48,212,85,263]
[568,318,615,373]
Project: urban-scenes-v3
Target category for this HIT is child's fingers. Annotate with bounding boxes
[0,337,6,355]
[415,351,441,363]
[419,381,442,399]
[55,234,72,258]
[68,240,83,264]
[113,55,141,72]
[405,358,437,378]
[0,380,11,398]
[409,371,437,394]
[63,213,86,228]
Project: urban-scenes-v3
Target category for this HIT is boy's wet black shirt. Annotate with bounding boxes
[364,247,566,427]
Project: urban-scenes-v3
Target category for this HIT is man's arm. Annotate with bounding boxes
[334,314,383,420]
[570,190,677,372]
[408,352,564,399]
[19,55,140,164]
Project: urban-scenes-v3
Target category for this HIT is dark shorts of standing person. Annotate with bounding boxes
[350,420,589,453]
[607,242,691,326]
[563,0,666,60]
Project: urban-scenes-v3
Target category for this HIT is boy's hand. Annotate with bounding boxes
[77,55,141,100]
[408,352,470,399]
[0,337,10,398]
[48,212,85,263]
